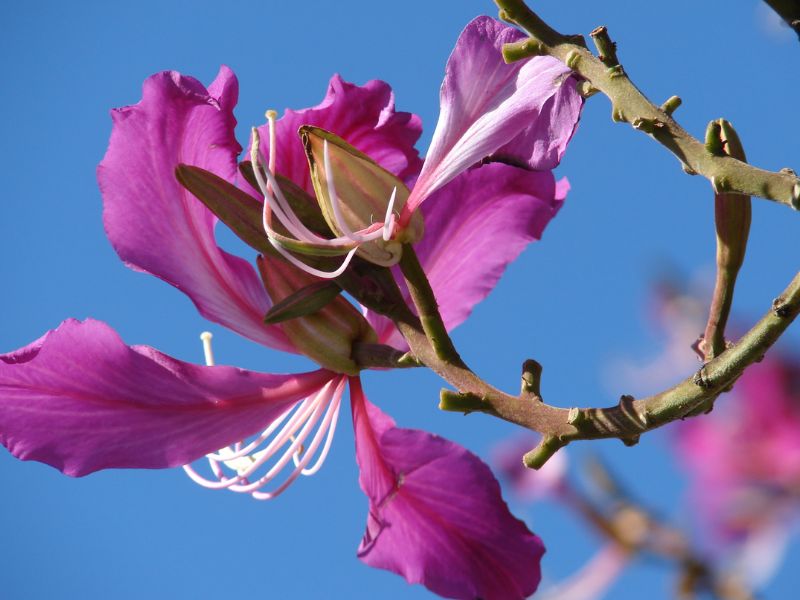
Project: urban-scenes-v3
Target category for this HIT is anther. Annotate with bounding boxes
[200,331,214,367]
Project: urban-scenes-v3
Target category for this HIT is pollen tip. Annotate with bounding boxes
[266,109,278,121]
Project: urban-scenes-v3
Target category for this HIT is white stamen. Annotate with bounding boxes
[266,109,277,177]
[199,331,214,367]
[269,237,358,279]
[182,377,346,500]
[383,187,397,242]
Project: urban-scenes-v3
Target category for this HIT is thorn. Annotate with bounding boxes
[523,436,566,470]
[692,367,712,389]
[577,81,599,98]
[566,50,581,69]
[521,359,543,398]
[681,163,697,176]
[620,434,640,447]
[660,95,682,115]
[772,297,791,318]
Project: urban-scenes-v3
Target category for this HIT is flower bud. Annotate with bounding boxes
[257,253,377,375]
[301,126,424,267]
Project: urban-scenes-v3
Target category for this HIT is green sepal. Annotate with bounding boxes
[175,164,271,255]
[263,280,343,324]
[257,253,377,375]
[300,126,424,267]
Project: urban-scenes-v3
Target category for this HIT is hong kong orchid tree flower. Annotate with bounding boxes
[0,16,582,600]
[674,354,800,586]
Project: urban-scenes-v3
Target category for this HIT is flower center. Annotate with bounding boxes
[182,332,344,500]
[248,116,398,279]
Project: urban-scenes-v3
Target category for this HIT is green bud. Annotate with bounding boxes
[257,253,377,375]
[301,126,424,267]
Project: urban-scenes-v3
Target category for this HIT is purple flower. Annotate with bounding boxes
[1,16,582,599]
[673,352,800,585]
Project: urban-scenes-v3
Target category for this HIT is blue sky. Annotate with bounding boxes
[1,1,799,598]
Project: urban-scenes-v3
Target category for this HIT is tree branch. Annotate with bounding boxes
[494,0,800,210]
[764,0,800,41]
[394,243,800,467]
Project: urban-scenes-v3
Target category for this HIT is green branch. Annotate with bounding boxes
[495,0,800,210]
[393,240,800,467]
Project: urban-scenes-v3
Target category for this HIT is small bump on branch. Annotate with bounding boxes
[660,95,682,115]
[521,358,543,397]
[523,435,567,469]
[590,26,624,77]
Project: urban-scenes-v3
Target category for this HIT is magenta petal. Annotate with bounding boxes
[0,319,333,476]
[408,16,582,213]
[368,164,567,350]
[252,74,423,196]
[417,164,565,332]
[351,378,544,600]
[98,67,293,352]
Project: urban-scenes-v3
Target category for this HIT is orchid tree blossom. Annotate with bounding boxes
[674,355,800,586]
[249,15,581,278]
[1,15,582,600]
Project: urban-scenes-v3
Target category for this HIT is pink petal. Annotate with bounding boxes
[97,67,293,352]
[351,378,544,599]
[251,74,423,196]
[0,319,332,476]
[367,165,567,350]
[407,16,582,215]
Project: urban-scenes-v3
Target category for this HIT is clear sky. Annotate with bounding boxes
[1,1,799,598]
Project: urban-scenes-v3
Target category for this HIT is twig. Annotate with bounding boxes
[390,243,800,466]
[494,0,800,210]
[764,0,800,41]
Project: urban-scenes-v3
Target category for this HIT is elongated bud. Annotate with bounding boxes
[702,119,751,359]
[301,126,424,267]
[257,254,377,375]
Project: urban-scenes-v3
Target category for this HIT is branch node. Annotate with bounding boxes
[589,25,621,69]
[521,359,543,398]
[502,38,547,63]
[711,175,731,193]
[577,81,599,98]
[611,105,627,123]
[439,389,490,414]
[523,436,566,470]
[660,95,682,115]
[620,434,641,447]
[632,117,665,135]
[565,50,581,69]
[692,367,712,389]
[773,296,792,318]
[567,406,586,426]
[681,163,698,176]
[618,394,648,429]
[607,64,626,79]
